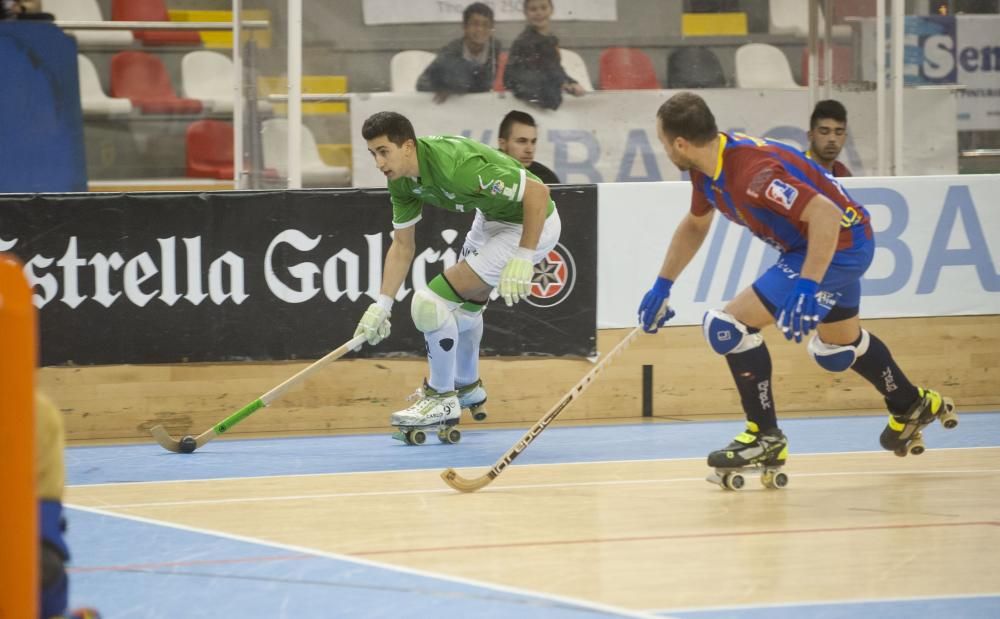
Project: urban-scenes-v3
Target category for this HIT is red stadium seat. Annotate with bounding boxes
[492,51,509,92]
[800,45,854,85]
[112,0,200,46]
[599,47,660,90]
[111,51,203,114]
[186,120,233,179]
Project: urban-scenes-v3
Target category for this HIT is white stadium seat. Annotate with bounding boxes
[390,50,435,93]
[735,43,800,88]
[261,119,351,187]
[47,0,134,48]
[78,55,133,116]
[560,48,593,91]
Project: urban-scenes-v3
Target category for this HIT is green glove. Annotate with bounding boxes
[498,247,536,306]
[354,296,393,346]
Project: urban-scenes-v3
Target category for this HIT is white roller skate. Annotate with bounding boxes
[880,387,958,457]
[457,379,488,421]
[706,421,789,491]
[391,382,462,445]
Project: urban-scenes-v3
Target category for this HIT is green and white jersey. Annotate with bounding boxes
[387,135,556,229]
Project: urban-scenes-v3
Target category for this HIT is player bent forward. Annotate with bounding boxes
[638,93,956,489]
[354,111,561,445]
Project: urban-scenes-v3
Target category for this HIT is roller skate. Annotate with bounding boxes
[458,379,488,421]
[880,387,958,457]
[390,381,462,445]
[706,422,789,490]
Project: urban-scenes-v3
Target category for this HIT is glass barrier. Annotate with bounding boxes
[2,0,997,194]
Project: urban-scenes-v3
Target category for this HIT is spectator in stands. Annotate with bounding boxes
[1,0,53,20]
[807,99,852,177]
[417,2,501,104]
[504,0,584,110]
[498,110,560,184]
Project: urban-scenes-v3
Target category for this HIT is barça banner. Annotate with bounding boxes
[0,188,597,366]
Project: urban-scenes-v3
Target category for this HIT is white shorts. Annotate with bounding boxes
[461,208,562,287]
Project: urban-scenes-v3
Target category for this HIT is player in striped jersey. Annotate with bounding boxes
[638,93,955,485]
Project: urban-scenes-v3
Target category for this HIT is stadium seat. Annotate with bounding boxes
[110,51,203,114]
[390,50,435,93]
[111,0,201,46]
[666,47,727,88]
[599,47,660,90]
[186,120,234,179]
[768,0,850,38]
[45,0,133,48]
[734,43,799,88]
[182,50,236,113]
[800,45,854,85]
[261,119,351,187]
[492,51,508,92]
[559,48,593,91]
[78,55,133,116]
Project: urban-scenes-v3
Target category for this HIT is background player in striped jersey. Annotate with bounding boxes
[807,99,852,177]
[638,93,954,481]
[356,111,561,443]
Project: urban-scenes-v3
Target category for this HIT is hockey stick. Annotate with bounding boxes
[441,326,642,492]
[150,333,367,453]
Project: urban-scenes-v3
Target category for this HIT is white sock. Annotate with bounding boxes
[425,313,458,393]
[455,308,483,388]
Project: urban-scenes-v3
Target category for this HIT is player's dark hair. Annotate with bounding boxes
[463,2,494,24]
[657,92,718,145]
[810,99,848,129]
[362,111,416,147]
[523,0,553,12]
[499,110,537,140]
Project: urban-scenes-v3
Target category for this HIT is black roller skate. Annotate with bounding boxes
[390,382,462,445]
[457,379,488,421]
[706,422,789,490]
[880,387,958,457]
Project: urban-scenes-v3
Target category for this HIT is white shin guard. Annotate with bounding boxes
[424,314,458,393]
[455,308,483,388]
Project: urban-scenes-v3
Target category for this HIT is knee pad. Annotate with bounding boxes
[411,289,455,333]
[702,309,764,355]
[807,329,870,372]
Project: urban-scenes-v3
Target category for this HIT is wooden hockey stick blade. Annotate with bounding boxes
[149,334,367,453]
[150,425,182,453]
[441,327,642,493]
[440,467,495,493]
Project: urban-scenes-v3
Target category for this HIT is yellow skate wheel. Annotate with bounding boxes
[939,399,958,429]
[470,406,487,422]
[407,429,427,445]
[723,472,745,490]
[437,427,462,444]
[909,437,925,456]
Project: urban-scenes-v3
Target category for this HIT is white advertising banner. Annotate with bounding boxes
[349,90,957,188]
[597,175,1000,328]
[362,0,617,25]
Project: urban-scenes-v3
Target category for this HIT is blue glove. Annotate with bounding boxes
[777,278,819,343]
[638,277,676,333]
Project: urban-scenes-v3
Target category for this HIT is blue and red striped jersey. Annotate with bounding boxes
[690,133,870,253]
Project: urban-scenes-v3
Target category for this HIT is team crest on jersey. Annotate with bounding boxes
[765,179,798,210]
[478,175,505,196]
[525,243,576,309]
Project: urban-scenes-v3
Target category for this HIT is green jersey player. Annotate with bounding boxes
[355,111,562,444]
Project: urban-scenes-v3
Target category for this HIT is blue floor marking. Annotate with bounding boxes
[67,412,1000,485]
[64,413,1000,617]
[662,596,1000,619]
[65,507,633,618]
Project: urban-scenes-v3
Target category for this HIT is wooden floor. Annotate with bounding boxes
[65,422,1000,615]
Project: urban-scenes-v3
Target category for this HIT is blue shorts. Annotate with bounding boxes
[752,239,874,322]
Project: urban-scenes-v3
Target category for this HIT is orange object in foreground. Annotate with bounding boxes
[0,253,38,619]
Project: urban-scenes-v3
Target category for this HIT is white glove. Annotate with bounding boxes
[354,295,393,347]
[498,247,535,306]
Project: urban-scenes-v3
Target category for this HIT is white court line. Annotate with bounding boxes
[85,468,1000,510]
[66,503,665,619]
[649,591,1000,615]
[67,445,1000,489]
